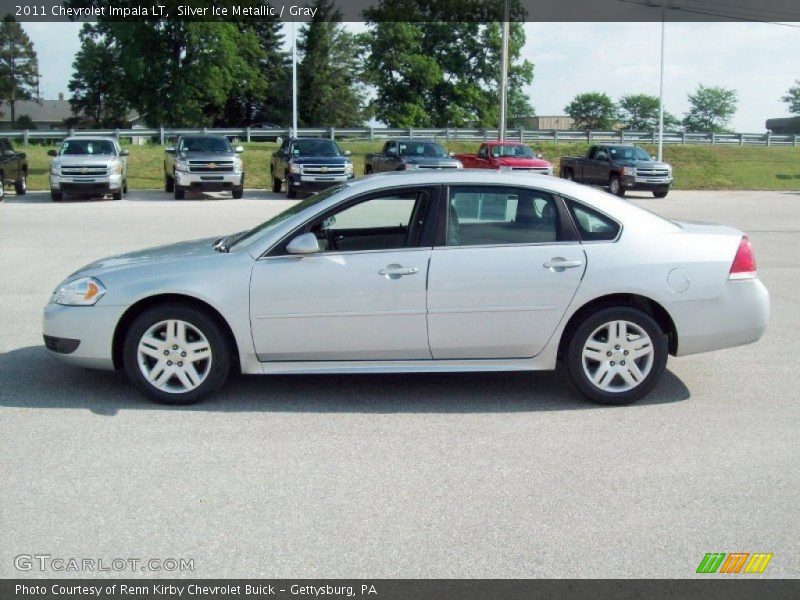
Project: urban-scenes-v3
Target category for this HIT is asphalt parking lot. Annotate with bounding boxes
[1,189,798,578]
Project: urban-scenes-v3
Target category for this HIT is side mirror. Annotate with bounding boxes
[119,149,130,157]
[286,232,321,255]
[48,149,58,157]
[448,151,455,157]
[536,152,543,159]
[343,150,351,156]
[235,145,244,153]
[3,148,14,156]
[276,136,283,145]
[165,147,176,154]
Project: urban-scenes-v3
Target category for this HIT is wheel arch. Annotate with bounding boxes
[557,293,678,360]
[111,293,240,371]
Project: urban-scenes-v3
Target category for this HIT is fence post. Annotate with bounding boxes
[794,134,798,147]
[587,130,592,142]
[328,126,335,140]
[766,131,771,147]
[739,133,744,146]
[203,126,207,134]
[681,131,686,145]
[518,125,524,142]
[553,130,558,144]
[159,126,165,145]
[69,128,75,138]
[114,127,120,142]
[651,130,656,144]
[22,129,29,146]
[445,127,450,141]
[483,129,488,141]
[408,127,413,139]
[620,129,625,143]
[369,126,374,141]
[246,126,251,143]
[711,132,716,146]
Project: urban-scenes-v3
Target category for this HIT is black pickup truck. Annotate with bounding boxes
[0,137,28,200]
[270,137,354,198]
[560,144,673,198]
[364,138,463,173]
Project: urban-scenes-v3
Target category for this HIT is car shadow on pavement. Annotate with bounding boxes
[0,346,690,416]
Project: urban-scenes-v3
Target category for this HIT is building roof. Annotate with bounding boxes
[0,99,71,123]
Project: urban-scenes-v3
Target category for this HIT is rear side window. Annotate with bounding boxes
[566,200,621,241]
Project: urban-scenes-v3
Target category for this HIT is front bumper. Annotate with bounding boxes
[175,171,244,190]
[622,175,673,190]
[51,174,123,194]
[669,278,770,356]
[288,173,353,191]
[42,302,124,370]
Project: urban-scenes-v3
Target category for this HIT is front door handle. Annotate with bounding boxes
[543,258,583,271]
[379,265,419,279]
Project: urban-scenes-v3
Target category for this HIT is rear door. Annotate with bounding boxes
[427,185,586,359]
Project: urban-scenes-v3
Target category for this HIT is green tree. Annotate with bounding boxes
[618,93,680,131]
[781,80,800,115]
[362,1,534,127]
[683,84,738,132]
[297,0,368,127]
[68,24,131,127]
[14,114,35,129]
[564,92,617,130]
[0,16,39,125]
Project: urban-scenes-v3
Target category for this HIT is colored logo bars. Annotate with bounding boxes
[696,552,773,574]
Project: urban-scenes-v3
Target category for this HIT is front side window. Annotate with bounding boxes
[308,190,428,253]
[566,200,621,241]
[446,186,564,247]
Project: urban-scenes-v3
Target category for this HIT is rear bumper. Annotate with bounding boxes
[175,171,244,190]
[42,302,122,370]
[669,278,770,356]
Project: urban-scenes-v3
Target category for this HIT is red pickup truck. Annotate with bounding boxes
[454,142,553,175]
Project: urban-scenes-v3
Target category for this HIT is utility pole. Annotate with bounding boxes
[499,0,510,141]
[292,20,298,138]
[657,1,666,161]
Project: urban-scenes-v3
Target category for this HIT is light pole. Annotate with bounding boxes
[292,20,298,138]
[499,0,510,141]
[657,1,666,161]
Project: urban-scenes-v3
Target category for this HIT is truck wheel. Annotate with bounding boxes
[609,175,625,197]
[272,173,281,193]
[562,168,574,181]
[112,189,123,200]
[174,185,186,200]
[232,187,244,199]
[286,186,297,199]
[123,179,128,193]
[653,188,669,199]
[0,183,4,201]
[14,170,27,195]
[365,165,373,175]
[165,174,174,192]
[51,190,63,202]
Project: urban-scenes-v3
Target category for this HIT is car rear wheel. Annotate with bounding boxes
[609,175,625,197]
[653,188,669,198]
[562,168,574,181]
[567,307,667,405]
[123,304,231,405]
[15,170,26,195]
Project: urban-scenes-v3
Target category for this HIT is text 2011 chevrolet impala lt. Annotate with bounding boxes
[43,171,769,405]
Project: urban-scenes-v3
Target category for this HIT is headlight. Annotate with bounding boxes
[344,162,353,175]
[175,160,189,172]
[289,162,303,174]
[54,277,106,306]
[50,163,60,176]
[110,162,122,175]
[621,166,636,176]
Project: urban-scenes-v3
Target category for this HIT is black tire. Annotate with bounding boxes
[609,175,625,197]
[0,181,4,201]
[271,173,281,193]
[122,303,232,405]
[15,169,27,195]
[232,187,244,199]
[123,179,128,193]
[562,168,574,181]
[286,184,297,199]
[653,188,669,199]
[112,189,123,200]
[566,306,668,405]
[174,185,186,200]
[50,190,62,202]
[165,174,174,193]
[365,165,373,175]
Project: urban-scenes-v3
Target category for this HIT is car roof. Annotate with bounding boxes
[178,134,229,140]
[63,136,117,143]
[385,138,437,143]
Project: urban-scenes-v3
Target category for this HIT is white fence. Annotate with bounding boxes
[3,126,798,147]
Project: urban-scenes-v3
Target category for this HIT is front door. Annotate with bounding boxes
[427,185,586,359]
[250,187,435,361]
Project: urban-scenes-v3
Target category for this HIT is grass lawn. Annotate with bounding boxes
[19,140,800,192]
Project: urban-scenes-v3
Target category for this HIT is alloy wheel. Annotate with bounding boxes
[581,319,654,393]
[136,319,212,393]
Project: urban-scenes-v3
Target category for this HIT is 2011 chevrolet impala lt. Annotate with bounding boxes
[43,171,769,405]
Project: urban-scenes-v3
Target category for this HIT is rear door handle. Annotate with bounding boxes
[379,265,419,278]
[543,258,583,271]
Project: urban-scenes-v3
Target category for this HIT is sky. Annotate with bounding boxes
[21,21,800,132]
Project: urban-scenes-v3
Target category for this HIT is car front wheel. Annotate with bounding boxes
[123,304,231,404]
[567,307,667,405]
[609,175,625,197]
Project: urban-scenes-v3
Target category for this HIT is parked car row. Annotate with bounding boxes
[4,135,671,202]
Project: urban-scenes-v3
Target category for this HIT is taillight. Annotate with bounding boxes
[729,235,757,279]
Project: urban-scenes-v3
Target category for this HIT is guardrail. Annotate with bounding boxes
[3,126,798,147]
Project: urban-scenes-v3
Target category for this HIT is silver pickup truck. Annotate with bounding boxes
[48,137,128,201]
[164,135,245,199]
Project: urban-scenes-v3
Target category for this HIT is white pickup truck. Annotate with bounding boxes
[48,137,128,201]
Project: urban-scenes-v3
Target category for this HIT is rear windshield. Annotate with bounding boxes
[179,137,232,153]
[60,140,116,155]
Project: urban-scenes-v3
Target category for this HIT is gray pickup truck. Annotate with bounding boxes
[364,139,463,173]
[164,135,245,199]
[0,137,28,200]
[560,144,673,198]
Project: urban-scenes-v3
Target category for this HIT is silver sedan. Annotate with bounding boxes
[43,171,769,405]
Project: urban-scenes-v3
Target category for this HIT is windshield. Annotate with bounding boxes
[608,146,651,161]
[229,184,347,250]
[398,141,447,158]
[179,137,232,153]
[490,144,534,158]
[60,140,116,155]
[291,139,342,157]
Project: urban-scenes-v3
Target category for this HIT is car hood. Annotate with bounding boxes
[289,156,350,164]
[495,157,552,168]
[176,151,236,161]
[617,159,671,169]
[52,154,119,165]
[69,237,219,278]
[402,157,461,166]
